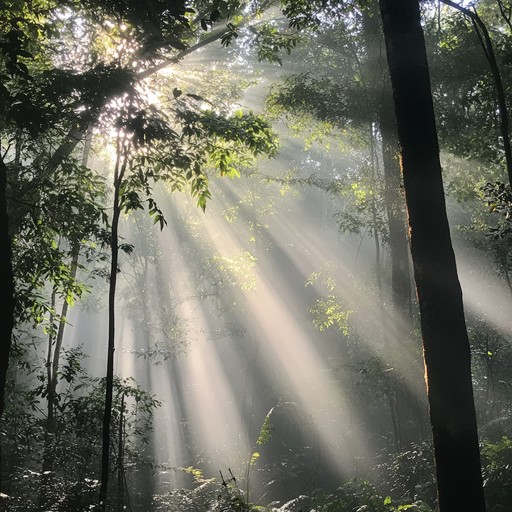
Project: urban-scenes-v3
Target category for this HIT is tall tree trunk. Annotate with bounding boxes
[361,2,416,446]
[368,123,384,296]
[99,136,128,510]
[0,157,14,423]
[41,250,80,457]
[378,1,486,511]
[379,99,412,315]
[0,156,14,494]
[361,3,412,313]
[41,129,91,496]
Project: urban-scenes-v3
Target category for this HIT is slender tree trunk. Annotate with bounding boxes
[117,394,125,512]
[0,155,14,493]
[378,1,486,511]
[44,288,58,448]
[369,123,384,295]
[386,388,401,450]
[361,3,412,313]
[39,288,58,510]
[41,129,91,497]
[0,157,14,420]
[43,250,80,448]
[99,136,128,509]
[379,100,412,315]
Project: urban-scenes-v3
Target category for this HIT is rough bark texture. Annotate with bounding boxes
[378,1,486,511]
[0,157,14,419]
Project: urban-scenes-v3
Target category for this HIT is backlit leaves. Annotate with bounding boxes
[309,294,352,334]
[213,250,258,291]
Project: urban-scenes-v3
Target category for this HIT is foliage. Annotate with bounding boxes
[267,71,366,129]
[1,343,159,511]
[306,263,352,334]
[376,442,436,506]
[466,313,512,423]
[213,250,258,291]
[256,409,275,446]
[11,159,109,328]
[254,22,299,65]
[428,3,512,167]
[153,471,258,512]
[0,0,279,334]
[273,480,432,512]
[482,181,512,237]
[309,294,352,333]
[481,436,512,512]
[280,0,350,32]
[4,1,512,510]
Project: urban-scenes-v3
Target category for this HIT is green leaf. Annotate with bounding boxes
[249,451,260,466]
[256,408,275,445]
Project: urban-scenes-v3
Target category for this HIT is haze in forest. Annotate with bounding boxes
[1,2,512,512]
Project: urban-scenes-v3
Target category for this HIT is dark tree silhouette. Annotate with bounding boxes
[0,157,14,419]
[378,1,486,511]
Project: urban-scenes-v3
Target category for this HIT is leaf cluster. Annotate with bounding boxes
[71,0,194,57]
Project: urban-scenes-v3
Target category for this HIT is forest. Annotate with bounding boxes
[1,0,512,511]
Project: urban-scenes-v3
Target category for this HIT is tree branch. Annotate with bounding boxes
[441,0,512,185]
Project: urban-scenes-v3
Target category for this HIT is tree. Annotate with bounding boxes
[95,87,277,506]
[1,4,279,501]
[0,158,14,420]
[267,0,421,447]
[269,1,413,314]
[0,0,276,431]
[378,0,486,511]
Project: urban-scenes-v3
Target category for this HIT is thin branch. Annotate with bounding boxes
[496,0,512,35]
[137,27,233,79]
[138,1,274,80]
[441,0,512,185]
[45,2,275,174]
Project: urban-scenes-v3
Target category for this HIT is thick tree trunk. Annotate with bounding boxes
[378,1,486,511]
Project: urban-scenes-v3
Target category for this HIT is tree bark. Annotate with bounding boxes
[0,156,14,492]
[0,156,14,418]
[378,1,486,511]
[361,3,412,314]
[99,136,128,510]
[379,98,412,315]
